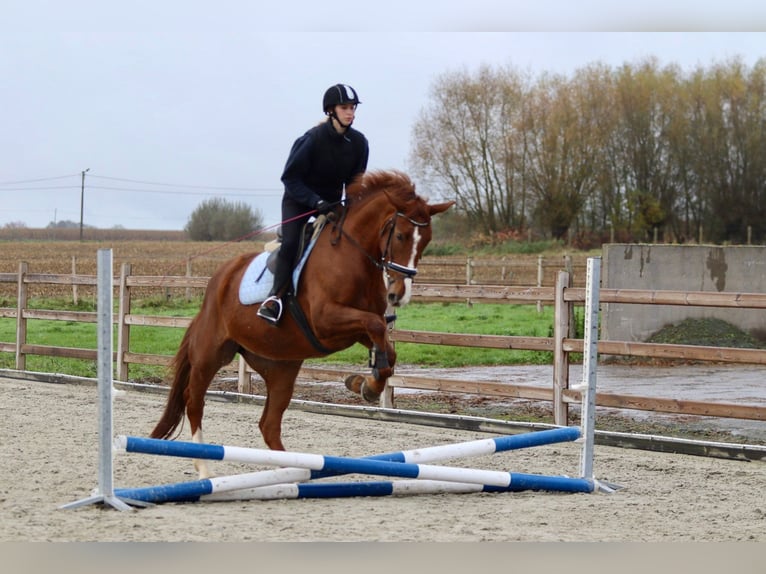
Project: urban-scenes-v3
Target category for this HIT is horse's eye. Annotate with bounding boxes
[396,233,404,241]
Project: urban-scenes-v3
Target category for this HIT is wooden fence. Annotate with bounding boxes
[1,260,765,429]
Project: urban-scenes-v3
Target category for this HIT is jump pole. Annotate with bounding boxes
[203,474,590,502]
[205,426,599,501]
[112,427,593,504]
[120,425,580,470]
[60,249,138,511]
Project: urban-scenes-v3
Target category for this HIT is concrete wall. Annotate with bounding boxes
[601,244,766,342]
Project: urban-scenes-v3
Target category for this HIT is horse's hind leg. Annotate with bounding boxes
[185,367,216,479]
[187,342,238,479]
[242,352,303,451]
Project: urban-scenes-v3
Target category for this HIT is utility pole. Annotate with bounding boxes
[80,168,90,241]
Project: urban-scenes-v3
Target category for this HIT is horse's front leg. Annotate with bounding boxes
[369,342,393,381]
[344,338,397,402]
[313,303,395,403]
[342,315,397,403]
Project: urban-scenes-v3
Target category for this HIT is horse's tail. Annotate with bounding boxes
[149,319,196,439]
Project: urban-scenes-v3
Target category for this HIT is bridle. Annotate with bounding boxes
[331,207,429,280]
[380,212,429,278]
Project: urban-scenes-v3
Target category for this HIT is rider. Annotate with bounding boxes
[257,83,369,324]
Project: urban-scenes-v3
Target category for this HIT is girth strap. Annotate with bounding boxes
[286,295,332,355]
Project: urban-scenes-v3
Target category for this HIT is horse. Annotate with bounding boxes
[150,169,454,478]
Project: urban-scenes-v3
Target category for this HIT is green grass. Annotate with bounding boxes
[425,239,567,256]
[307,302,558,368]
[0,297,560,381]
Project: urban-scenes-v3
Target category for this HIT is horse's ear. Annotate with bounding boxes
[428,201,455,216]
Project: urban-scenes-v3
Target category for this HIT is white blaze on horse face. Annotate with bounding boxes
[398,226,422,306]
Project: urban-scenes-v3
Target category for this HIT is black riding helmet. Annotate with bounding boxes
[323,84,361,114]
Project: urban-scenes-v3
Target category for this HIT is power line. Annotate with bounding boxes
[0,186,78,192]
[87,185,280,197]
[0,172,282,195]
[1,171,282,229]
[0,184,281,196]
[87,173,280,192]
[0,174,79,186]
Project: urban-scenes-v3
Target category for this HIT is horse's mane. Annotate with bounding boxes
[345,170,418,206]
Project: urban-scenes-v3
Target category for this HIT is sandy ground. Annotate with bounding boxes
[1,375,765,544]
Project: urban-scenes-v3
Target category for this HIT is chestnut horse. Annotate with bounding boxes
[150,170,453,477]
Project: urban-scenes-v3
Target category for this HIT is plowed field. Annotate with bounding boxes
[0,240,264,299]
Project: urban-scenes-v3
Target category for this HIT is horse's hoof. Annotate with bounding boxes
[344,374,365,394]
[194,460,214,480]
[361,382,381,403]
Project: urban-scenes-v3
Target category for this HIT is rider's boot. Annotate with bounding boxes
[257,254,291,325]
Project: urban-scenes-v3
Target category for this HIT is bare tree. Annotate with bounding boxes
[410,65,530,236]
[411,56,766,247]
[690,58,766,243]
[523,69,607,240]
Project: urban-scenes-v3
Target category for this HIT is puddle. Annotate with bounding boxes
[394,363,766,441]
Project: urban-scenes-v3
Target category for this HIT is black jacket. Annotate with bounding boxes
[280,120,369,207]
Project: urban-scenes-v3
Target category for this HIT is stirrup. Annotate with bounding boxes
[257,296,283,324]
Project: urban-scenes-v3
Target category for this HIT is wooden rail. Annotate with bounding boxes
[1,260,765,428]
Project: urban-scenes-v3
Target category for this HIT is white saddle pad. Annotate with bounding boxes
[238,235,318,305]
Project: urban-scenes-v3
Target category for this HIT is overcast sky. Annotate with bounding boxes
[2,1,765,232]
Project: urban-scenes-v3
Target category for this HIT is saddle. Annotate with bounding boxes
[264,214,328,276]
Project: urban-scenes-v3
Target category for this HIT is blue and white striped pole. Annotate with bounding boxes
[116,468,594,504]
[357,426,579,468]
[113,427,590,504]
[202,474,594,502]
[117,426,578,468]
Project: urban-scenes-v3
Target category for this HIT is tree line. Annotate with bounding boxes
[410,56,766,247]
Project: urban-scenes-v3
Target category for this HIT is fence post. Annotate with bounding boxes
[536,255,544,313]
[552,269,571,426]
[564,255,576,338]
[116,262,132,382]
[186,257,193,301]
[72,255,79,305]
[464,256,474,306]
[15,261,28,371]
[380,307,397,409]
